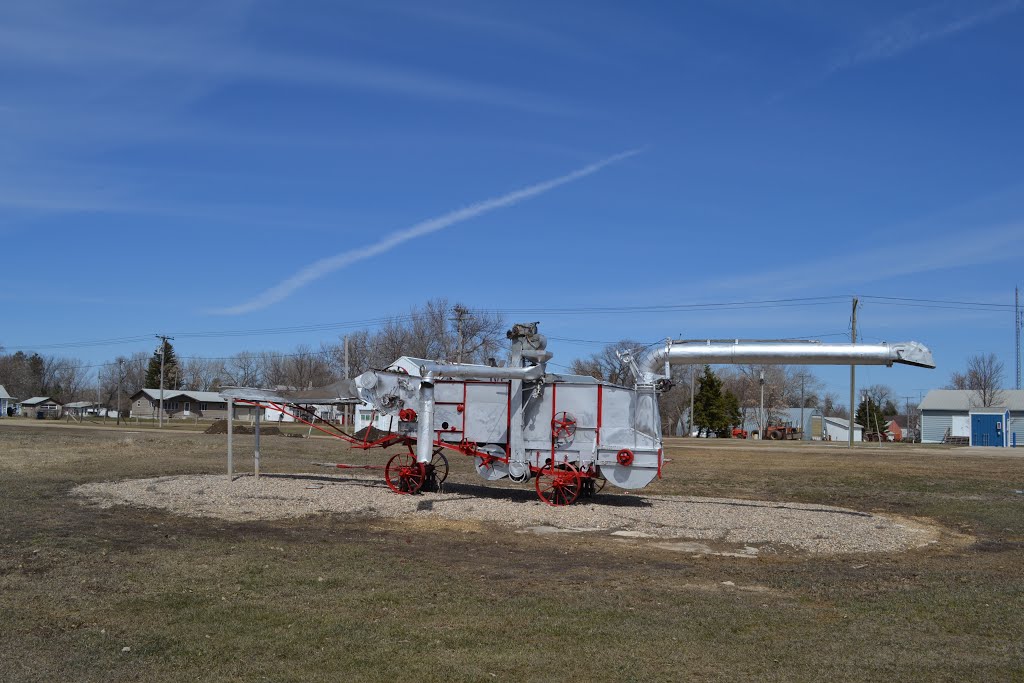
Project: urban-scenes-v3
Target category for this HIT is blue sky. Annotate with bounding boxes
[2,0,1023,402]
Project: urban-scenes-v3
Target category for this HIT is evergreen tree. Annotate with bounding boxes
[145,341,181,389]
[855,398,886,436]
[721,390,742,433]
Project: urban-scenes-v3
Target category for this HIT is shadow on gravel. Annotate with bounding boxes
[248,472,653,508]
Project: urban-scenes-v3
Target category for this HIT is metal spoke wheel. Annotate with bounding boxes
[385,452,426,494]
[580,472,607,498]
[535,462,581,507]
[430,448,450,484]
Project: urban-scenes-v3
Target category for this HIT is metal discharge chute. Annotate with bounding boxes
[349,323,935,506]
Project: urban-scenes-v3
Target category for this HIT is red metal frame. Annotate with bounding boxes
[232,376,619,506]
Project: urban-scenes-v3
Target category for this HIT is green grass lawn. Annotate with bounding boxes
[1,423,1021,682]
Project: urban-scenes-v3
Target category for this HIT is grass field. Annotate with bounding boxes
[1,422,1022,682]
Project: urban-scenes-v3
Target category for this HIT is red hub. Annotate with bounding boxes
[535,462,582,506]
[385,452,426,494]
[551,412,577,440]
[616,449,634,467]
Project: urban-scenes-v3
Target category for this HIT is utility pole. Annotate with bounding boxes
[900,395,915,441]
[1016,286,1021,390]
[452,305,468,363]
[343,335,351,431]
[155,334,173,428]
[117,358,124,426]
[849,297,858,449]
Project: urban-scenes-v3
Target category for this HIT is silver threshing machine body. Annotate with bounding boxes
[353,323,935,504]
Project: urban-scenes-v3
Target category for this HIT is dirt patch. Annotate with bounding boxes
[72,473,946,555]
[351,425,393,441]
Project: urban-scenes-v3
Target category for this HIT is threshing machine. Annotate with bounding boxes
[344,323,934,505]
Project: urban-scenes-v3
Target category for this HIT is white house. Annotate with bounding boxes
[0,385,14,417]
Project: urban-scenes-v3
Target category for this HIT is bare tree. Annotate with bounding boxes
[568,340,649,386]
[221,351,261,388]
[47,357,89,402]
[948,353,1005,408]
[180,357,222,391]
[120,352,150,394]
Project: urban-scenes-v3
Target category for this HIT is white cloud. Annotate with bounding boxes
[829,0,1023,73]
[212,149,643,315]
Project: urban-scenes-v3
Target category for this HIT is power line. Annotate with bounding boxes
[3,293,1015,354]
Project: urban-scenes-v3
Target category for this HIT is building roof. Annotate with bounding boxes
[134,389,227,403]
[0,385,13,400]
[823,416,863,430]
[919,389,1024,412]
[20,396,56,406]
[63,401,98,409]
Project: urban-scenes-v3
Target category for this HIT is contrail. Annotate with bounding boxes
[214,148,642,315]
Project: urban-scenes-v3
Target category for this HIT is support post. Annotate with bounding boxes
[759,370,765,440]
[254,404,261,478]
[227,397,234,480]
[416,381,435,464]
[689,370,695,436]
[849,297,858,449]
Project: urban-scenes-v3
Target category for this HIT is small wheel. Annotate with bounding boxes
[535,462,581,507]
[768,430,782,440]
[385,452,425,494]
[551,412,577,440]
[594,475,607,494]
[430,448,449,484]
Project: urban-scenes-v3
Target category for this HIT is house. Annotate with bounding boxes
[0,385,14,417]
[919,389,1024,446]
[63,401,100,420]
[886,418,904,442]
[128,389,257,420]
[262,380,361,424]
[19,396,62,418]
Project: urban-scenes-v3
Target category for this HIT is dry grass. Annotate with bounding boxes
[1,422,1022,682]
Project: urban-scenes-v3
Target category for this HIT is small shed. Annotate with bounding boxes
[822,416,863,442]
[0,385,14,417]
[19,396,62,418]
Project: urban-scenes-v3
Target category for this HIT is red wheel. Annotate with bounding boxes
[551,412,577,440]
[385,452,425,494]
[616,449,634,466]
[535,462,581,507]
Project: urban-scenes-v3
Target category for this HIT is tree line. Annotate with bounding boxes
[0,298,504,408]
[0,304,1010,425]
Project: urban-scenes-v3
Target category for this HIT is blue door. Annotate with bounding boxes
[971,414,1005,447]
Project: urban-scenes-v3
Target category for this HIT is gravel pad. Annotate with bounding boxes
[73,473,940,555]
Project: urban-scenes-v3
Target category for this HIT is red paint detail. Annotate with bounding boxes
[616,449,634,467]
[551,411,577,439]
[505,381,512,458]
[596,384,603,446]
[534,462,581,506]
[399,408,417,422]
[550,384,558,462]
[461,382,467,434]
[657,448,663,479]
